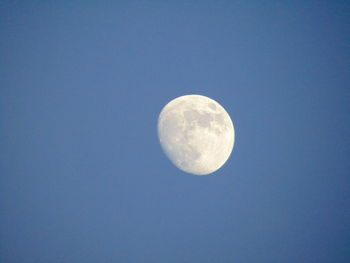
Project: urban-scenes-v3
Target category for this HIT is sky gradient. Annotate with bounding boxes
[1,1,350,262]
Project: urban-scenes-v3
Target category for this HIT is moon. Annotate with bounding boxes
[158,94,235,175]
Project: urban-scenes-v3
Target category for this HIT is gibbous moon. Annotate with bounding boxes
[158,94,235,175]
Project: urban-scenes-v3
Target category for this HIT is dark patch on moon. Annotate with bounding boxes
[214,113,224,125]
[184,109,213,128]
[197,112,213,128]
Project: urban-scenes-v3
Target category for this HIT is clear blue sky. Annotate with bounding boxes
[1,1,349,262]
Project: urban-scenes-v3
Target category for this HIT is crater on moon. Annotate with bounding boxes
[158,94,235,175]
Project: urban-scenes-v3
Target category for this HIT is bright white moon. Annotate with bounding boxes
[158,94,235,175]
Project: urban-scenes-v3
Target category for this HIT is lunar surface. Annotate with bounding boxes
[158,94,235,175]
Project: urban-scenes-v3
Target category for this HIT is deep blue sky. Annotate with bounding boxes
[1,1,349,262]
